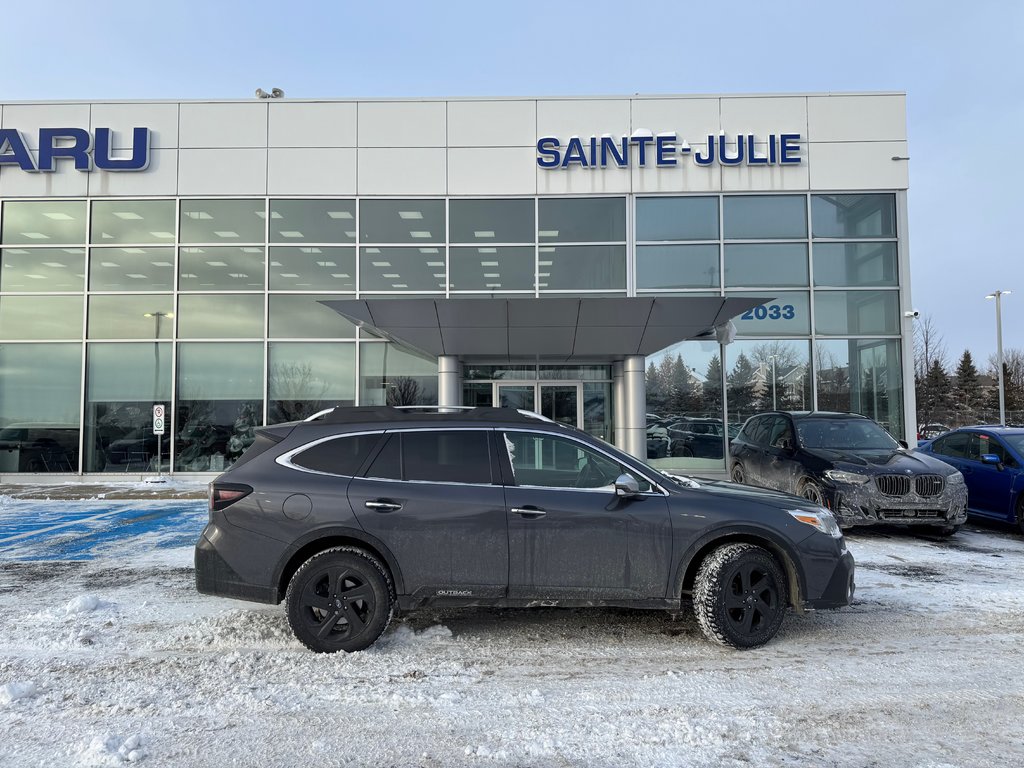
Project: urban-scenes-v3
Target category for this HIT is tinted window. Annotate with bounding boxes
[767,416,793,448]
[933,433,970,459]
[292,434,382,475]
[364,434,401,479]
[403,431,491,484]
[504,432,650,491]
[741,417,770,447]
[974,433,1012,464]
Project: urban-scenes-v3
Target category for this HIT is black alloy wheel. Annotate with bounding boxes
[693,543,787,649]
[800,480,825,506]
[730,463,746,484]
[286,547,393,653]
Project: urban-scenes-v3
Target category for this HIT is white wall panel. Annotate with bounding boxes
[268,148,356,195]
[447,100,536,147]
[722,138,809,191]
[808,95,906,142]
[719,96,807,138]
[537,99,631,141]
[268,102,356,147]
[629,98,720,144]
[537,165,631,195]
[179,103,268,148]
[91,103,179,149]
[177,149,268,195]
[806,141,909,190]
[88,149,178,196]
[1,103,91,149]
[0,166,90,197]
[632,162,721,194]
[358,102,446,148]
[448,147,536,195]
[358,148,446,195]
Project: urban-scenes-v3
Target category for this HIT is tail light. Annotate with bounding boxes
[209,482,253,513]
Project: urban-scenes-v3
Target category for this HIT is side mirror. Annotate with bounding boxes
[980,453,1003,468]
[897,440,909,450]
[614,474,640,498]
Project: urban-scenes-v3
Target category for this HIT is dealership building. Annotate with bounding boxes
[0,92,913,477]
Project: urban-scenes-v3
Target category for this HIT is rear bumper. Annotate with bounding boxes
[195,525,279,604]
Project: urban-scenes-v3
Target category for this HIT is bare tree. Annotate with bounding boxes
[913,314,947,379]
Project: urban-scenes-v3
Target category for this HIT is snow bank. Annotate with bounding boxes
[76,733,146,765]
[0,681,38,704]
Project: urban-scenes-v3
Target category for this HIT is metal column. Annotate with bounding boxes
[612,360,626,450]
[622,355,647,459]
[437,355,460,408]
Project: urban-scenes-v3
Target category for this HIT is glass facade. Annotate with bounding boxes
[0,192,905,474]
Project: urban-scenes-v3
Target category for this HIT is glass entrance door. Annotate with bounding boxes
[540,384,582,427]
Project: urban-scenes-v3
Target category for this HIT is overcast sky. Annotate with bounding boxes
[2,0,1020,368]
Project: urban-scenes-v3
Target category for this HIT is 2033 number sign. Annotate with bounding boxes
[741,304,796,321]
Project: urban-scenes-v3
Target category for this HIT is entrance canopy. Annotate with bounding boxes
[323,297,767,361]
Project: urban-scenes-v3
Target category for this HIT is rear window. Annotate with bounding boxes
[292,433,382,475]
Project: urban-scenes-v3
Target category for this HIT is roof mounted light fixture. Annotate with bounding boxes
[255,88,285,99]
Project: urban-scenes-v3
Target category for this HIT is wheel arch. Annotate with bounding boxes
[272,526,404,603]
[674,526,806,612]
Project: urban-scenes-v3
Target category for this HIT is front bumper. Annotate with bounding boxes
[805,550,856,609]
[825,480,968,529]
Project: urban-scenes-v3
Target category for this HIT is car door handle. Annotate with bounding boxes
[511,506,546,519]
[365,500,403,512]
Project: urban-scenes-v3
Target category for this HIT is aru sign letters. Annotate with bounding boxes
[0,127,151,172]
[537,132,802,169]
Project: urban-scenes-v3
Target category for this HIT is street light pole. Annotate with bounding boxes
[985,290,1012,425]
[768,355,778,410]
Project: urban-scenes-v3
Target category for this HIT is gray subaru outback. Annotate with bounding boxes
[195,406,854,652]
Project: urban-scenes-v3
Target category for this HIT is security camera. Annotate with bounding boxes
[904,310,921,318]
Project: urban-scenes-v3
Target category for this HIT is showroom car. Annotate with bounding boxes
[916,426,1024,534]
[196,406,854,653]
[729,411,967,534]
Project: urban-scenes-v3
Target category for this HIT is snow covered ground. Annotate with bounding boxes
[1,496,1023,767]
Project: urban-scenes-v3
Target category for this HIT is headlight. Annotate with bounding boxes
[824,469,869,484]
[788,508,843,538]
[947,472,965,485]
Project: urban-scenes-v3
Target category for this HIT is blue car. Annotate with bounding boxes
[916,427,1024,534]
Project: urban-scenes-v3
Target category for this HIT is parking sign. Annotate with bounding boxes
[153,404,165,435]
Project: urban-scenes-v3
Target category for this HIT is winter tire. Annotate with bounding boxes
[799,480,825,506]
[730,463,746,484]
[693,543,787,649]
[286,547,393,653]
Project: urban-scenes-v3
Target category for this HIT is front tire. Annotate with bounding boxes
[286,547,393,653]
[693,543,787,649]
[799,479,825,506]
[730,463,746,484]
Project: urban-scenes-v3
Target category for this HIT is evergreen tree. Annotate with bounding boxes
[918,358,953,426]
[728,353,757,419]
[702,355,723,414]
[668,356,696,413]
[952,350,984,425]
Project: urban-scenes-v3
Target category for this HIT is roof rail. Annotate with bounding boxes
[393,405,475,413]
[303,407,337,422]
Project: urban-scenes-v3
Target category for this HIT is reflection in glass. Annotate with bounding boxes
[0,343,81,472]
[498,385,534,411]
[812,194,896,239]
[180,200,264,243]
[1,201,87,245]
[814,290,899,335]
[89,247,174,291]
[725,340,811,426]
[269,246,355,290]
[644,340,725,471]
[539,198,626,242]
[449,199,535,243]
[813,242,898,287]
[637,245,719,289]
[0,248,85,291]
[815,338,903,437]
[0,296,83,339]
[84,343,171,472]
[88,296,174,339]
[539,365,611,381]
[360,344,437,405]
[450,246,534,291]
[728,291,810,336]
[269,200,356,243]
[583,382,612,442]
[268,343,355,423]
[723,196,806,239]
[360,247,447,292]
[177,294,264,338]
[359,199,445,243]
[462,382,493,407]
[463,364,536,381]
[268,295,356,338]
[636,197,718,241]
[91,200,176,244]
[176,343,263,471]
[179,247,265,291]
[724,243,808,287]
[538,245,626,291]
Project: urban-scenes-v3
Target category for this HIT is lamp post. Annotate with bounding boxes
[767,354,778,410]
[985,291,1011,425]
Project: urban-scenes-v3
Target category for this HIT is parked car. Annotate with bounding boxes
[729,411,967,534]
[668,419,740,459]
[915,426,1024,534]
[917,423,951,441]
[196,406,854,653]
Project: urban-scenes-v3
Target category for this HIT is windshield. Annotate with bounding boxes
[796,418,899,451]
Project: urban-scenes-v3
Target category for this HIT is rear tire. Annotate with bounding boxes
[286,547,393,653]
[693,543,787,649]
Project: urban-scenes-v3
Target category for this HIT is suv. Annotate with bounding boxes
[196,407,854,652]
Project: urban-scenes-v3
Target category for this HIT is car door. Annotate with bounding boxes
[346,429,509,599]
[499,429,672,600]
[761,415,800,493]
[733,416,769,485]
[964,432,1018,520]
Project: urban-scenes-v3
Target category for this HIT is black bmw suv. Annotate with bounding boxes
[196,407,854,653]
